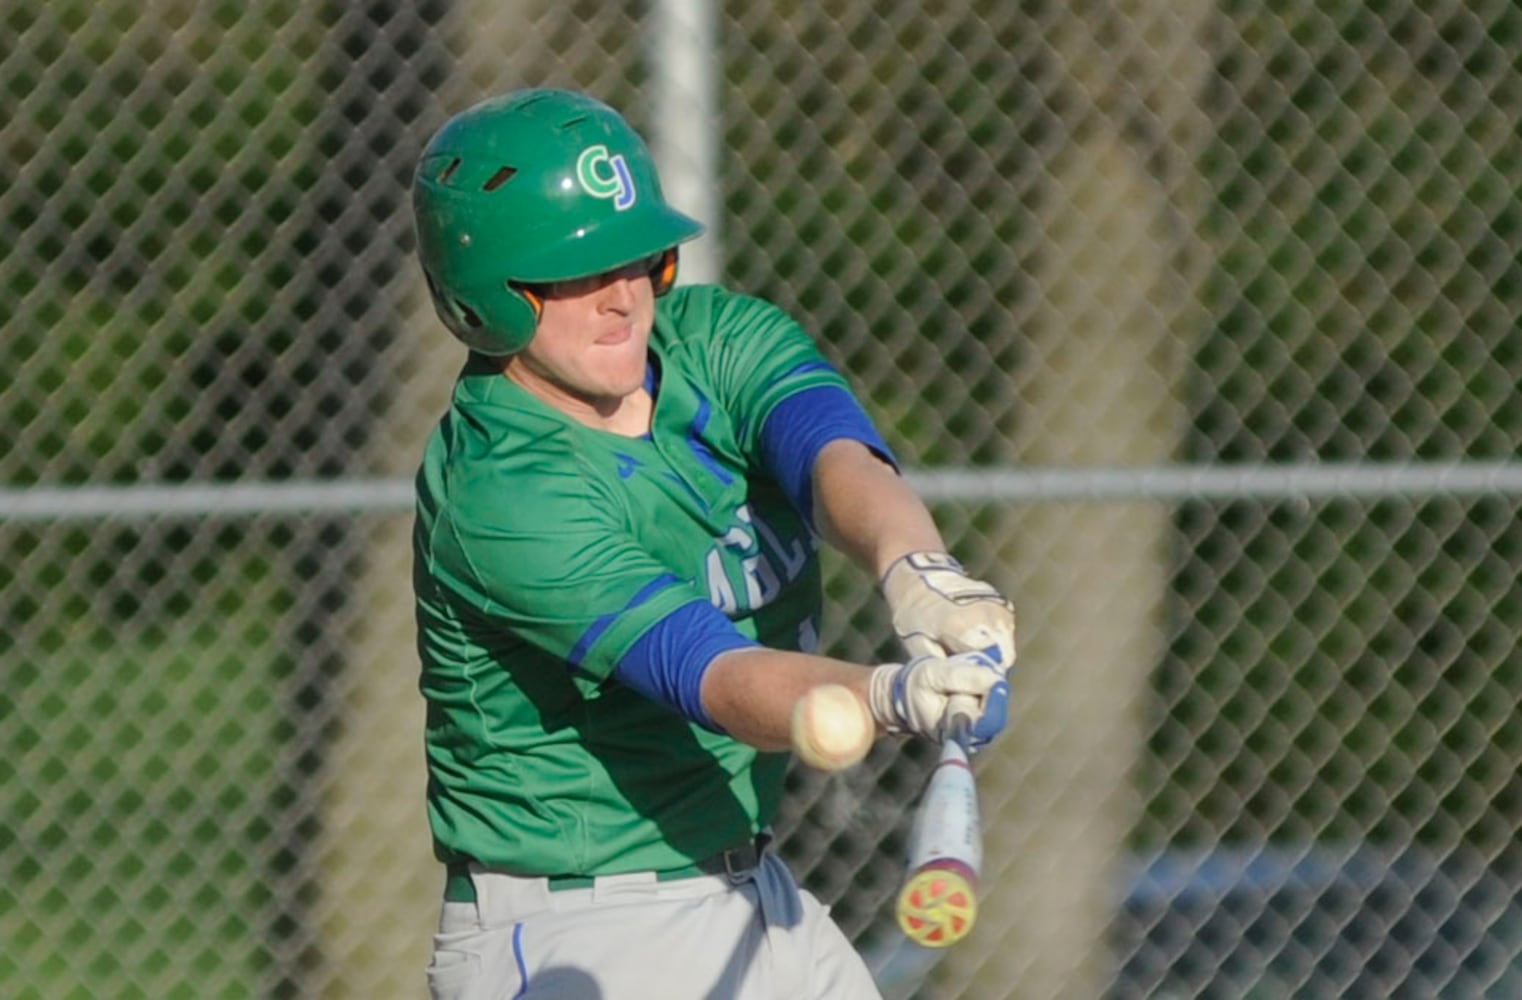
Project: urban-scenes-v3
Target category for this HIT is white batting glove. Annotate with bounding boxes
[867,650,1011,749]
[882,552,1016,668]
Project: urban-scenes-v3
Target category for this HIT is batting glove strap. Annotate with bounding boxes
[866,650,1010,749]
[866,662,910,736]
[881,551,1017,667]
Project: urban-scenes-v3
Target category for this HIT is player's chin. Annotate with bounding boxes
[581,355,645,399]
[592,333,649,386]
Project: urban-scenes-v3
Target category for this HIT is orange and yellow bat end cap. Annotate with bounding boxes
[896,868,977,947]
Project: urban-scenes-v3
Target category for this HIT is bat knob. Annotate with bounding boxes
[895,864,977,947]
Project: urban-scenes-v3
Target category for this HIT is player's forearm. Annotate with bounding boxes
[811,439,946,579]
[699,647,877,750]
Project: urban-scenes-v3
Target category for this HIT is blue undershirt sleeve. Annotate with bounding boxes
[613,599,760,732]
[757,384,898,530]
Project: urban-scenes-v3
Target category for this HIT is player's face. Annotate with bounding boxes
[506,257,657,416]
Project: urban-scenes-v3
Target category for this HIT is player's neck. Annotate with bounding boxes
[586,388,653,436]
[502,360,653,437]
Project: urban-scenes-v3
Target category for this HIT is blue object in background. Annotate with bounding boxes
[1111,844,1522,999]
[866,844,1522,999]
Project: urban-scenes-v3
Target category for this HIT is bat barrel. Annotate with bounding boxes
[896,861,978,947]
[895,722,983,948]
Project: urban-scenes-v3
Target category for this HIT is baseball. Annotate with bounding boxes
[791,683,874,771]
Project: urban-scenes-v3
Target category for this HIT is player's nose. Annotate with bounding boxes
[600,272,639,312]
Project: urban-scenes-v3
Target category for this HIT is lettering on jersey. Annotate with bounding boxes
[704,504,811,616]
[797,617,819,654]
[576,145,637,210]
[745,505,809,582]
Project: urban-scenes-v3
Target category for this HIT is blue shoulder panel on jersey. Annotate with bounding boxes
[613,599,760,732]
[566,573,683,669]
[758,383,897,529]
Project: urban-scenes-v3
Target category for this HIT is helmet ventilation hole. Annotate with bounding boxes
[437,158,461,184]
[455,300,483,328]
[483,166,517,192]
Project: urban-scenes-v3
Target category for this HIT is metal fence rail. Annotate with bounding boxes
[7,462,1522,523]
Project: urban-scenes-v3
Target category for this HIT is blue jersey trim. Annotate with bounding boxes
[777,360,835,379]
[566,572,683,669]
[758,384,897,529]
[687,395,736,486]
[614,599,761,732]
[736,360,836,441]
[640,359,659,441]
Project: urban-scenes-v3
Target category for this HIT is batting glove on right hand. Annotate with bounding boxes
[867,650,1011,750]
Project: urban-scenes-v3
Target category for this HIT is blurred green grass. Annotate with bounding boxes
[1,610,284,998]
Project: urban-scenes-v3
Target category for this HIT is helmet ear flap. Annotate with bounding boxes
[423,269,541,356]
[650,248,680,296]
[471,286,540,355]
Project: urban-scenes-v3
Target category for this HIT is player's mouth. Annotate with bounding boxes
[595,325,635,346]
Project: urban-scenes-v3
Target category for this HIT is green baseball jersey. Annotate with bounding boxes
[413,284,856,877]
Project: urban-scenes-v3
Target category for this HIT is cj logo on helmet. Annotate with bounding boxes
[576,145,636,210]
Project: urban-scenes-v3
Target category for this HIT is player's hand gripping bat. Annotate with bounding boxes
[895,707,982,947]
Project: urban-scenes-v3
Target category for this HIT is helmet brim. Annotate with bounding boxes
[505,204,705,284]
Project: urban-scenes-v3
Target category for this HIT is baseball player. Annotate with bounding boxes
[409,88,1017,1000]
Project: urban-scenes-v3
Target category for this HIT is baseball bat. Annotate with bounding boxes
[894,707,982,947]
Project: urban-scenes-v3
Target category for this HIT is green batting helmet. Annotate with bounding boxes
[412,89,705,356]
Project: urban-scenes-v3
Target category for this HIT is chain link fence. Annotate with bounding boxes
[4,1,1521,997]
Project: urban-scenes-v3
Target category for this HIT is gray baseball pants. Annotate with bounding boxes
[426,850,882,999]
